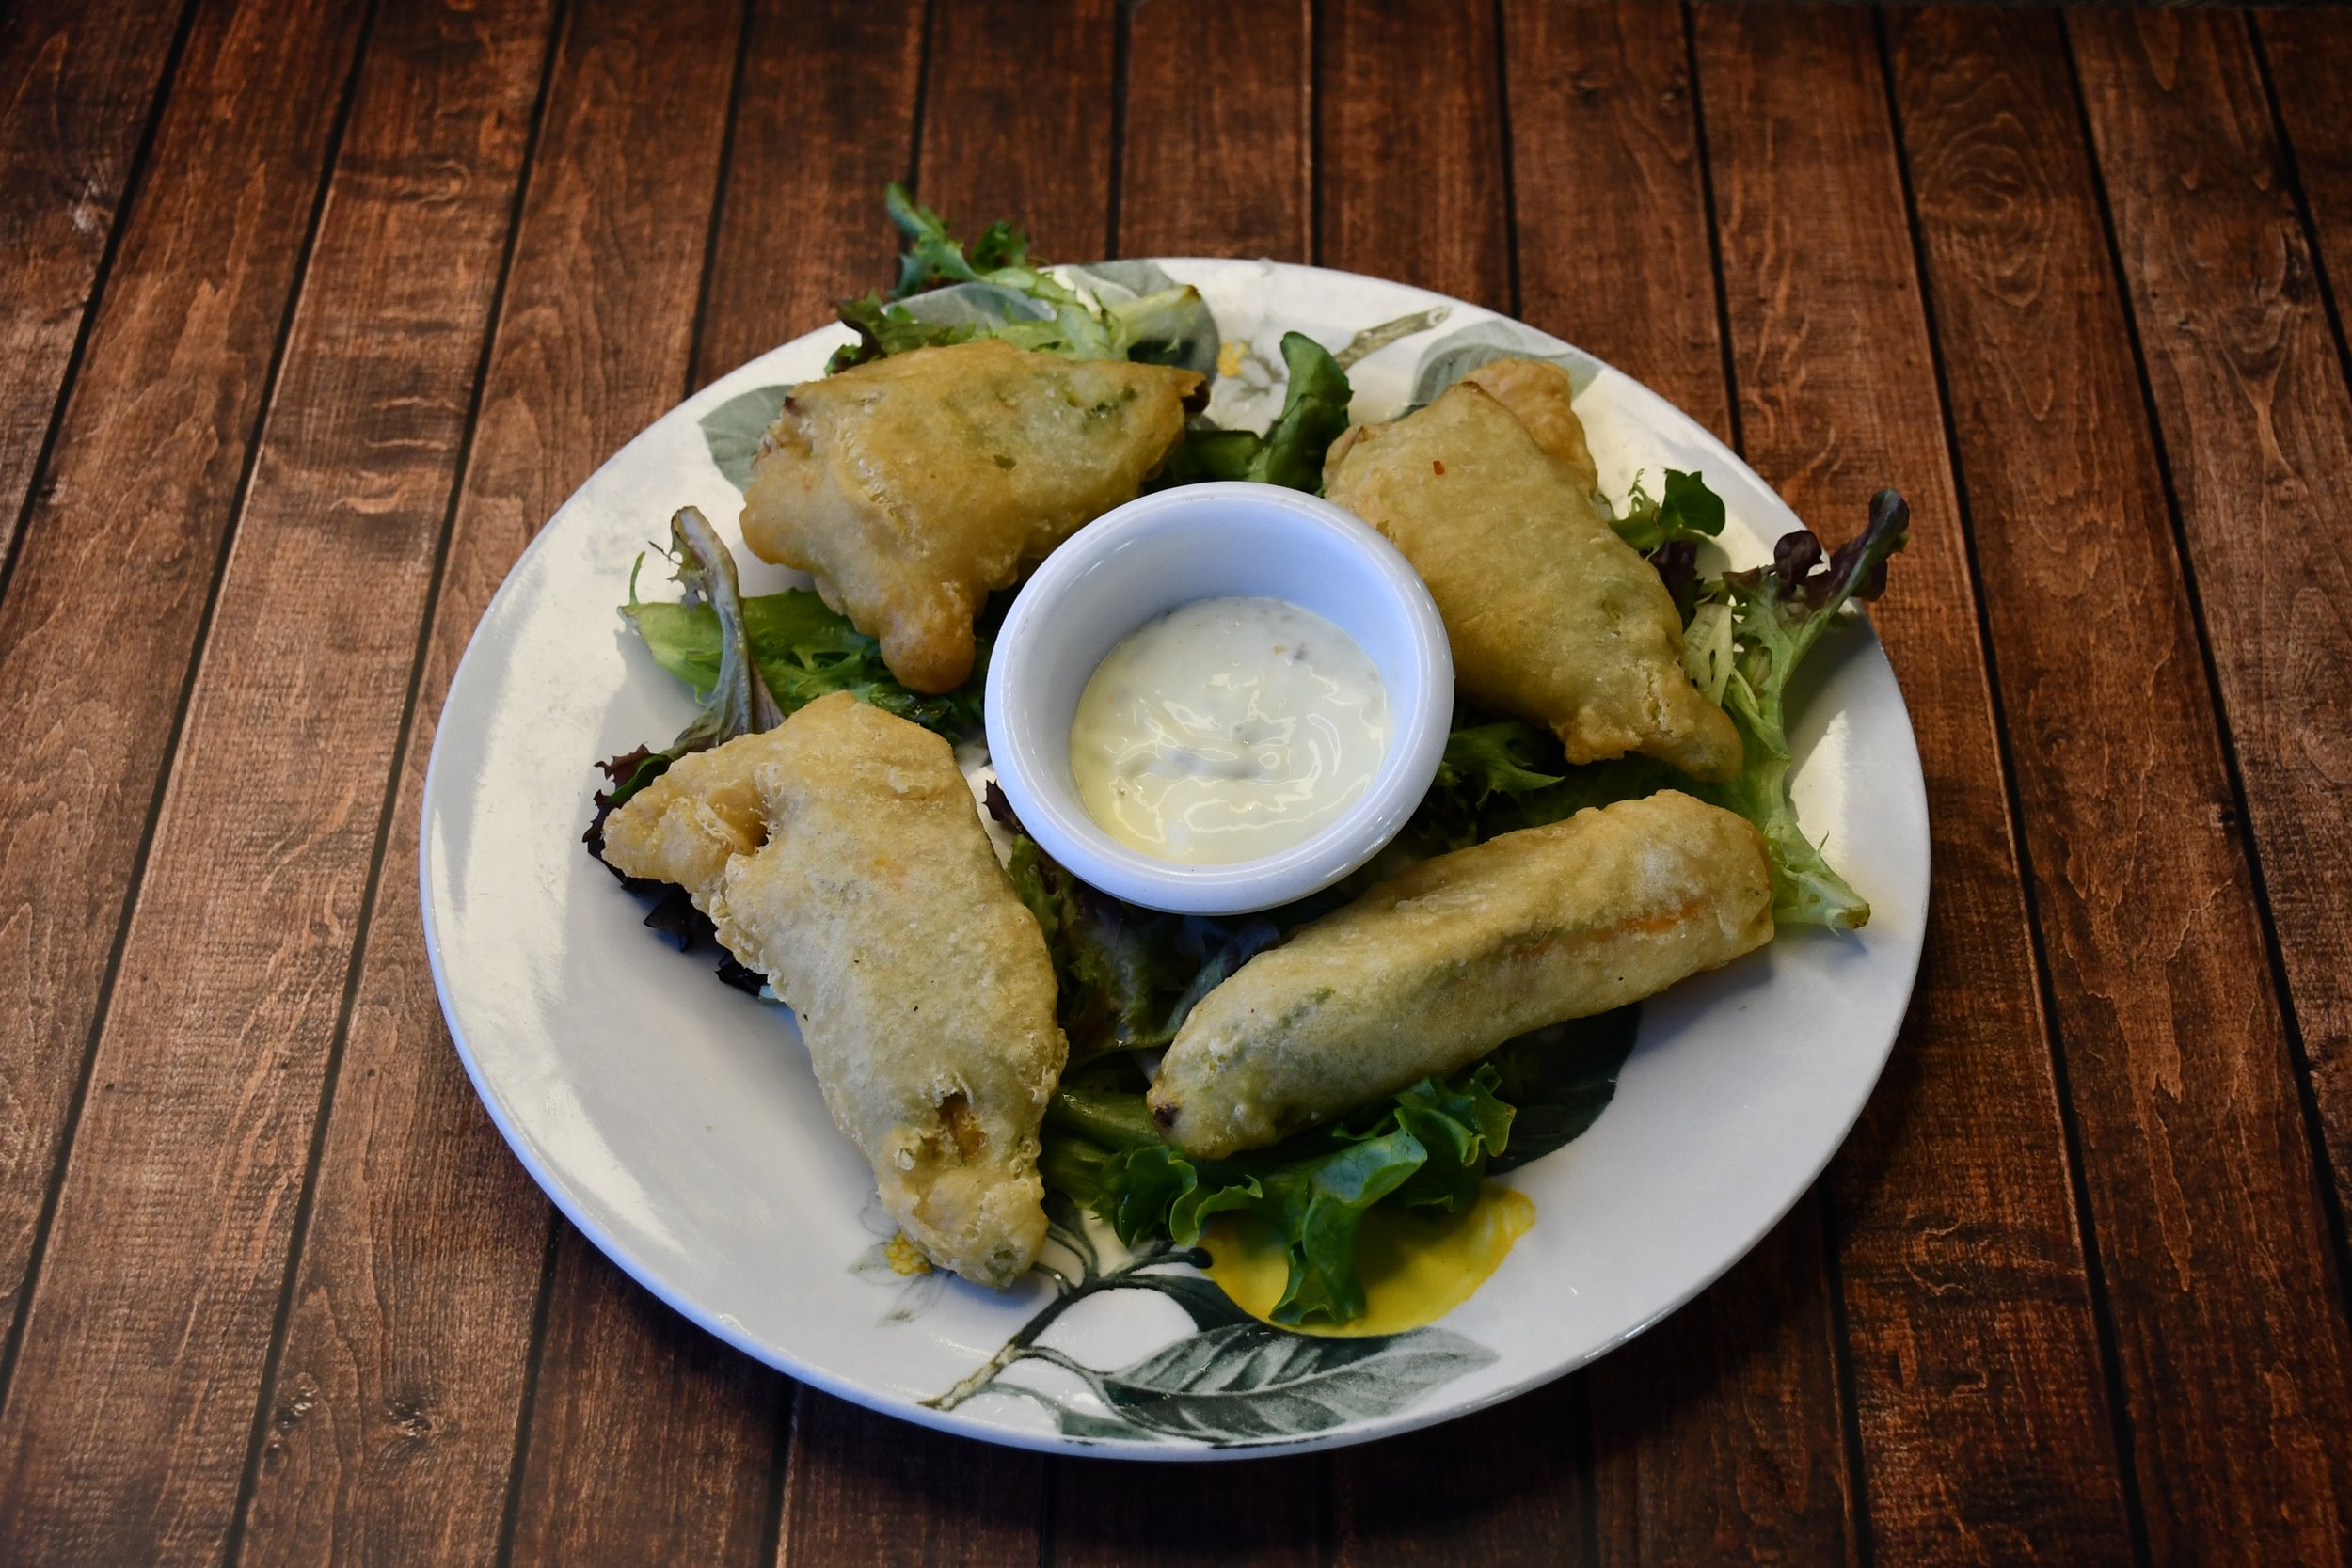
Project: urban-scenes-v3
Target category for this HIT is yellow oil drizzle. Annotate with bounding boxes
[1200,1183,1535,1338]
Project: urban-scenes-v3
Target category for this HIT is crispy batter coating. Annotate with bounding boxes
[740,340,1205,693]
[1460,358,1603,499]
[1147,791,1773,1159]
[598,693,1067,1287]
[1323,362,1742,781]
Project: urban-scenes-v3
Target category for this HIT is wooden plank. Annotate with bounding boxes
[777,1391,1045,1568]
[1051,1455,1321,1568]
[506,1237,788,1566]
[1117,0,1311,262]
[383,4,802,1565]
[0,0,189,563]
[743,7,1115,1559]
[0,0,367,1458]
[1859,10,2352,1560]
[207,0,808,1549]
[1505,0,1728,439]
[1312,4,1591,1560]
[1587,1215,1849,1567]
[914,0,1117,261]
[1692,8,2145,1561]
[693,0,926,384]
[1502,8,1851,1560]
[1035,18,1324,1563]
[2105,10,2352,1247]
[2265,8,2352,291]
[0,1,550,1563]
[1317,0,1509,313]
[1339,1379,1584,1568]
[239,1,783,1560]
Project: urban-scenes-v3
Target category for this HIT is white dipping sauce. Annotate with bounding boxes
[1070,596,1388,864]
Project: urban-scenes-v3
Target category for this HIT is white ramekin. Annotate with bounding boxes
[984,481,1453,915]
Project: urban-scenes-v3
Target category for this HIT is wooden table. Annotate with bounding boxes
[5,1,2349,1561]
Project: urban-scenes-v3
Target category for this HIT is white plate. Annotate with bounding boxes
[421,261,1930,1458]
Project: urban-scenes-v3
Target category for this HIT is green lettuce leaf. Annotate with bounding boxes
[1406,478,1911,927]
[826,184,1211,372]
[622,578,988,740]
[1700,488,1910,927]
[991,785,1279,1058]
[1482,1007,1640,1172]
[1611,467,1728,553]
[1409,717,1567,851]
[1157,332,1353,494]
[590,507,784,815]
[1042,1061,1515,1324]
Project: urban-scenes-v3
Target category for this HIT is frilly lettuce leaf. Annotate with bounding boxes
[1699,488,1910,927]
[1155,332,1353,494]
[1408,479,1909,927]
[826,183,1214,372]
[989,784,1279,1059]
[1043,1062,1515,1325]
[622,577,988,741]
[590,507,783,815]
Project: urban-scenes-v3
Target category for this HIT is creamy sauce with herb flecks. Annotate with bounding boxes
[1070,596,1387,865]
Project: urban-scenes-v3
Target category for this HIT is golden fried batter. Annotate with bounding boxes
[1461,358,1602,499]
[599,693,1067,1287]
[1148,791,1773,1159]
[1323,363,1741,781]
[741,340,1205,693]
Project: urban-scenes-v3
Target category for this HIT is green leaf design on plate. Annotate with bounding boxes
[1133,1270,1258,1334]
[891,277,1055,328]
[1047,1402,1161,1443]
[1409,320,1598,407]
[1059,261,1221,377]
[698,384,789,491]
[1093,1323,1496,1443]
[1335,307,1450,369]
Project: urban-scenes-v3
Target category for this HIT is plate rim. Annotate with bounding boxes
[419,257,1931,1459]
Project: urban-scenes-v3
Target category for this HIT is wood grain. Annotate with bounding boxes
[693,0,926,385]
[233,3,786,1564]
[1118,0,1311,262]
[1692,8,2141,1561]
[2258,0,2352,1278]
[915,0,1118,262]
[1334,1378,1583,1568]
[777,1391,1044,1568]
[740,7,1127,1558]
[0,0,368,1485]
[1311,4,1585,1558]
[1032,21,1325,1560]
[0,0,189,564]
[413,4,805,1564]
[1318,0,1509,313]
[1052,1455,1321,1568]
[2265,8,2352,293]
[506,1237,788,1567]
[1503,0,1728,439]
[1504,9,1851,1560]
[1588,1214,1851,1567]
[1896,7,2352,1561]
[2090,8,2352,1252]
[0,1,549,1562]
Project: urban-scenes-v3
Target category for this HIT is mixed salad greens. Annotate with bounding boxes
[591,190,1907,1324]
